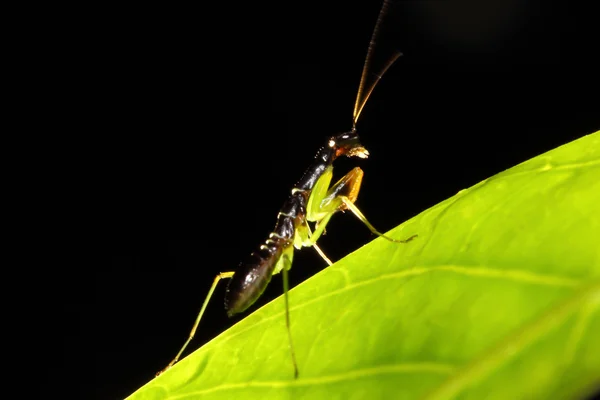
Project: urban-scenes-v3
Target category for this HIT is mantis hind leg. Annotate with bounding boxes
[277,245,299,378]
[157,271,235,376]
[308,167,417,244]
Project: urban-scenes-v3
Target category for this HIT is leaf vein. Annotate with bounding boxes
[423,282,600,399]
[211,265,580,349]
[173,362,454,397]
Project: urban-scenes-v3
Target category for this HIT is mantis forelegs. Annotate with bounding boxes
[306,166,416,252]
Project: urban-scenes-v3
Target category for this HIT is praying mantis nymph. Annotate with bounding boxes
[158,0,416,378]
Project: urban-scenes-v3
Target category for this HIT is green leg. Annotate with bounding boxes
[308,166,417,245]
[307,212,334,245]
[338,196,417,243]
[281,251,299,378]
[312,242,333,266]
[297,218,333,266]
[157,271,235,376]
[310,196,416,243]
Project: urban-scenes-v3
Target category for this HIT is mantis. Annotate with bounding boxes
[158,0,416,378]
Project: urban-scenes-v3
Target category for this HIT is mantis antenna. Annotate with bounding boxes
[352,0,402,129]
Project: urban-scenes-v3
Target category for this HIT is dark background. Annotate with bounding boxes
[63,0,599,398]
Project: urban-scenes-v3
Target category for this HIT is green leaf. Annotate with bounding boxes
[129,132,600,400]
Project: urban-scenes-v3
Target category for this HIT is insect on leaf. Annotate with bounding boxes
[128,131,600,400]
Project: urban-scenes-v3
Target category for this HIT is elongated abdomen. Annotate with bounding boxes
[225,242,283,316]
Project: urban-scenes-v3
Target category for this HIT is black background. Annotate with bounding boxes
[65,0,599,398]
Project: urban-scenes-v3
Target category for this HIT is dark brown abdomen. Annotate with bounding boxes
[224,241,283,316]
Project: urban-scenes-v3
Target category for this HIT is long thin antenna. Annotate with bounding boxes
[352,0,402,129]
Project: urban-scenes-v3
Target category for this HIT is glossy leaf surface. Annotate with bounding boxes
[129,132,600,400]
